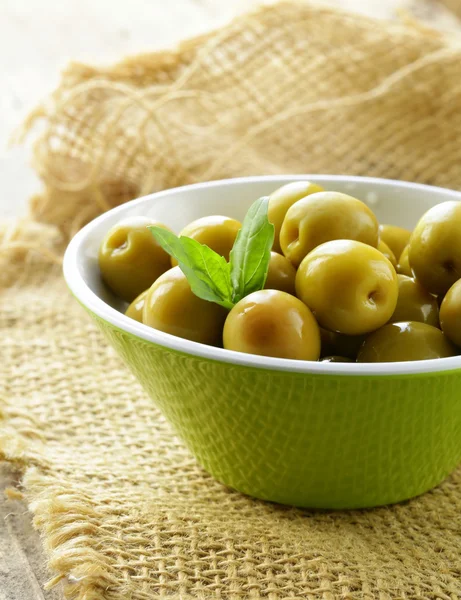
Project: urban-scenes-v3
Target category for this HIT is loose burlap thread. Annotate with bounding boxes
[2,2,461,598]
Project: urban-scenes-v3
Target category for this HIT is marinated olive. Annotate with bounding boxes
[264,251,296,295]
[143,267,227,345]
[223,290,321,360]
[125,289,149,323]
[100,180,461,365]
[171,215,241,266]
[440,279,461,346]
[389,275,439,327]
[357,321,457,362]
[268,181,324,252]
[378,240,397,269]
[280,192,379,267]
[378,224,411,260]
[409,201,461,295]
[296,240,398,335]
[99,217,172,302]
[397,246,413,277]
[320,356,353,363]
[320,328,366,360]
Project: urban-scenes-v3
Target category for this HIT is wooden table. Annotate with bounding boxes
[1,1,459,598]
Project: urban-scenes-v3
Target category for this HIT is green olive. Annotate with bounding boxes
[378,224,411,260]
[143,267,227,345]
[280,192,379,267]
[378,240,397,269]
[125,289,149,322]
[357,321,457,362]
[409,201,461,295]
[389,275,439,327]
[223,289,321,360]
[171,215,241,266]
[397,245,413,277]
[264,251,296,295]
[99,217,172,302]
[296,240,398,335]
[440,279,461,346]
[268,181,324,253]
[320,356,353,363]
[319,329,366,360]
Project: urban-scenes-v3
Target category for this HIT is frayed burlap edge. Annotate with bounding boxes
[2,3,461,599]
[11,0,461,240]
[0,225,149,600]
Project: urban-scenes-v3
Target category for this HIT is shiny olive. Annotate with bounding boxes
[143,267,227,345]
[378,224,411,260]
[378,240,397,269]
[264,251,296,295]
[409,201,461,295]
[296,240,398,335]
[280,192,379,267]
[99,217,172,302]
[223,290,321,360]
[357,321,457,362]
[440,279,461,346]
[389,275,439,327]
[171,215,241,266]
[268,181,324,252]
[397,246,413,277]
[319,328,366,360]
[125,289,149,323]
[320,356,353,363]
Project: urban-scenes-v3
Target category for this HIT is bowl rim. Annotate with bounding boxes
[63,174,461,377]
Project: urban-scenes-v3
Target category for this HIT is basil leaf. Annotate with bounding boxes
[229,197,275,303]
[148,226,233,309]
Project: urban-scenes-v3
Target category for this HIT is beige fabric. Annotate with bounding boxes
[15,1,461,238]
[2,2,461,598]
[441,0,461,19]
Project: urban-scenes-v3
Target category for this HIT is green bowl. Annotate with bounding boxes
[63,175,461,509]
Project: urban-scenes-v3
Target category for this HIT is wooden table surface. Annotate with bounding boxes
[1,1,459,598]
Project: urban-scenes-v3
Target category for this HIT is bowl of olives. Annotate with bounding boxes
[64,175,461,509]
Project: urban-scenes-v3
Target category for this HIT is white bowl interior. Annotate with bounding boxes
[65,175,461,376]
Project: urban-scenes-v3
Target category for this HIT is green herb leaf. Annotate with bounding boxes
[148,226,233,309]
[229,197,275,303]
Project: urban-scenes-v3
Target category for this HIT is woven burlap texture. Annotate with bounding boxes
[15,1,461,238]
[2,2,461,599]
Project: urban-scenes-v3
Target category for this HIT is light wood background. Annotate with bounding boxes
[0,1,460,598]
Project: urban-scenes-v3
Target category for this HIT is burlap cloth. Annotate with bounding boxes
[2,2,461,598]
